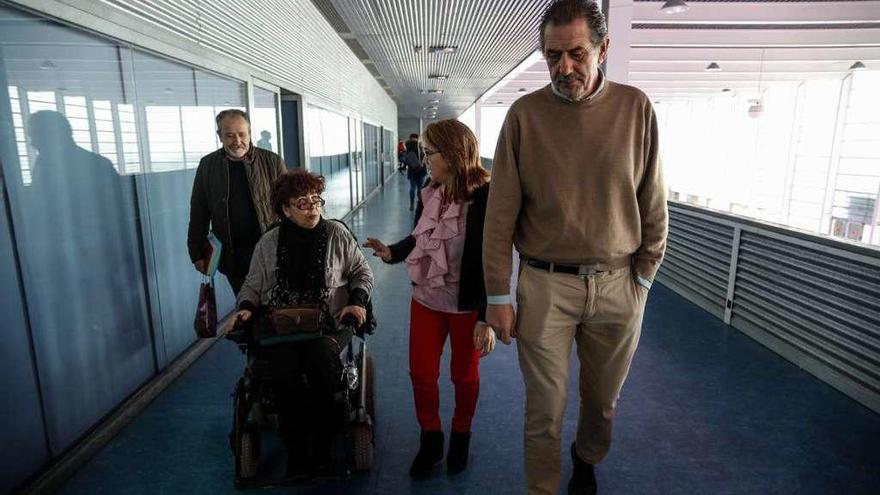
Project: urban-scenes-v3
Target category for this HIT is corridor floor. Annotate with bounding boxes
[60,175,880,495]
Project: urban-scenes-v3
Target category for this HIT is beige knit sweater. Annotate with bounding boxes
[482,81,668,297]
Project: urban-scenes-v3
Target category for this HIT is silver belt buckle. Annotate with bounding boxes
[577,265,598,276]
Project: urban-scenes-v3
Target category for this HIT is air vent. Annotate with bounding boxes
[343,38,371,61]
[311,0,351,33]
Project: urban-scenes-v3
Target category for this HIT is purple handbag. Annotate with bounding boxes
[194,276,218,338]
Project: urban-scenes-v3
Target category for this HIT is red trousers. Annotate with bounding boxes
[409,298,480,433]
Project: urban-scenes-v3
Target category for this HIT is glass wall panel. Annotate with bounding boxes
[0,65,50,494]
[831,71,880,245]
[382,127,395,181]
[363,122,380,193]
[253,86,279,154]
[132,50,242,361]
[306,105,351,219]
[654,72,880,247]
[0,7,154,455]
[350,116,364,205]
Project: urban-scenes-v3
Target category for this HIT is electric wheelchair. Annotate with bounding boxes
[226,307,376,488]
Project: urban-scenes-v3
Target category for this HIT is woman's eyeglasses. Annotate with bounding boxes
[292,196,326,210]
[423,148,441,160]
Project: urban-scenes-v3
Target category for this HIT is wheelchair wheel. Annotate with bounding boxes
[239,431,259,479]
[233,378,259,480]
[352,423,373,471]
[364,355,375,418]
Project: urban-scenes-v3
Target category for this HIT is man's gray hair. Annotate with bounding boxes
[539,0,607,50]
[215,109,250,134]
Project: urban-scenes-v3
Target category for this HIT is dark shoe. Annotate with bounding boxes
[568,443,597,495]
[285,444,309,479]
[446,430,471,474]
[409,430,444,478]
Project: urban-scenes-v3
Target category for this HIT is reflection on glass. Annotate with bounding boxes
[307,105,351,219]
[132,49,243,357]
[253,86,278,153]
[0,4,158,456]
[0,4,252,482]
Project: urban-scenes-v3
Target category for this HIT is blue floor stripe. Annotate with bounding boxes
[60,174,880,494]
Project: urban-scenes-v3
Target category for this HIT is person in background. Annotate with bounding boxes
[363,119,495,478]
[188,109,287,294]
[398,140,407,173]
[402,138,428,211]
[482,1,668,494]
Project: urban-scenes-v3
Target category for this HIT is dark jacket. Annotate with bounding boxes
[403,150,426,181]
[187,146,286,274]
[386,182,489,320]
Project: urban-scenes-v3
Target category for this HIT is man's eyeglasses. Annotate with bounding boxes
[291,196,326,210]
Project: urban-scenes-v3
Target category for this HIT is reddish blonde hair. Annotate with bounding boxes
[272,169,325,217]
[422,119,490,202]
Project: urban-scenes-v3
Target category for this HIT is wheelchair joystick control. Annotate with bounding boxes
[340,314,358,330]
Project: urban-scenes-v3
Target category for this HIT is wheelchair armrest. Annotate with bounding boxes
[224,318,254,344]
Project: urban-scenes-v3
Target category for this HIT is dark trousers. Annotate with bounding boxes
[260,333,351,456]
[408,176,425,208]
[225,242,257,295]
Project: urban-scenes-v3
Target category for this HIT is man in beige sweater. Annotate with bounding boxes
[483,1,667,494]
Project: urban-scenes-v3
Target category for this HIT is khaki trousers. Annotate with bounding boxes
[516,264,647,495]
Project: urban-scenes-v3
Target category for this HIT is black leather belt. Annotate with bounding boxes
[525,258,606,276]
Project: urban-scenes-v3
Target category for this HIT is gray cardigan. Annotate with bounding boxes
[237,219,373,318]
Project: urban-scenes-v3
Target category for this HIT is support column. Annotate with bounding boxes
[605,0,633,84]
[474,101,482,148]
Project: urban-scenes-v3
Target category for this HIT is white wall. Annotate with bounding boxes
[11,0,397,129]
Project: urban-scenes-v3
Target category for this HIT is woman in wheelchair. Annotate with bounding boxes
[226,168,373,477]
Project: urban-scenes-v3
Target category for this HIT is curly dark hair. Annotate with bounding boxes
[272,169,326,217]
[539,0,607,50]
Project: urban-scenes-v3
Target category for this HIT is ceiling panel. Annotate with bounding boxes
[310,0,880,117]
[311,0,549,120]
[488,0,880,106]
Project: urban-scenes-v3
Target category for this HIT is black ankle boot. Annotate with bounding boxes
[409,430,444,478]
[446,430,471,474]
[568,443,597,495]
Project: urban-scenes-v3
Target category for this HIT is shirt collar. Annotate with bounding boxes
[550,68,606,103]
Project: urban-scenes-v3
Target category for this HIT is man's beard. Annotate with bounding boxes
[553,74,587,100]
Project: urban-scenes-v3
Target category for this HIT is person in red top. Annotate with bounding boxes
[364,119,496,478]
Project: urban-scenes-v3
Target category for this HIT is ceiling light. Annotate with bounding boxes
[427,89,443,94]
[56,86,67,92]
[414,45,422,53]
[496,101,503,104]
[661,0,689,14]
[849,61,867,71]
[40,60,57,70]
[705,62,721,71]
[722,88,731,92]
[428,74,449,81]
[518,88,528,93]
[748,100,764,119]
[428,99,440,104]
[424,106,438,110]
[429,45,457,54]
